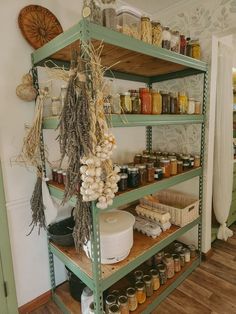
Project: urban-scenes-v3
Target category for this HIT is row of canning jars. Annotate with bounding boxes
[109,88,201,115]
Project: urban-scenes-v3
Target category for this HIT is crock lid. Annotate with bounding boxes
[99,210,135,235]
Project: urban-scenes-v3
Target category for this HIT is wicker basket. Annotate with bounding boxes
[152,190,199,227]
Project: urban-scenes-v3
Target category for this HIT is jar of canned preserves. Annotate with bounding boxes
[170,92,178,114]
[161,91,170,114]
[180,34,186,55]
[128,167,139,188]
[194,155,200,168]
[143,275,153,297]
[131,90,141,114]
[141,17,152,44]
[183,248,191,262]
[126,287,138,312]
[170,158,177,176]
[140,88,152,114]
[138,165,147,185]
[135,281,146,304]
[161,159,171,178]
[57,170,63,184]
[120,165,128,174]
[150,269,160,291]
[152,22,162,47]
[52,168,58,182]
[162,26,171,49]
[178,91,188,114]
[118,173,128,192]
[163,253,175,279]
[134,154,142,164]
[62,171,67,185]
[186,37,192,57]
[154,167,163,180]
[191,39,201,59]
[172,254,181,272]
[146,162,155,182]
[179,251,185,267]
[149,155,157,166]
[152,90,162,114]
[182,156,190,171]
[195,101,201,114]
[189,157,194,168]
[171,30,180,53]
[141,154,150,163]
[120,92,132,113]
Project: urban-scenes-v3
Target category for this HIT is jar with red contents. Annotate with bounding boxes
[139,88,152,114]
[180,35,186,55]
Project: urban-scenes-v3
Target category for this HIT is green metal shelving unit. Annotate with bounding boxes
[31,19,208,314]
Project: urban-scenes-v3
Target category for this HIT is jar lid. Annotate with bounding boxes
[194,155,200,158]
[171,158,177,162]
[99,210,135,236]
[52,168,58,171]
[164,253,173,261]
[179,91,186,96]
[158,264,166,272]
[109,304,120,313]
[118,295,128,305]
[135,154,142,157]
[120,173,128,179]
[172,254,180,260]
[182,156,189,160]
[156,168,163,172]
[128,167,138,172]
[135,281,145,290]
[138,165,146,169]
[106,294,116,305]
[150,269,159,276]
[177,160,183,164]
[126,287,135,297]
[121,92,130,96]
[143,274,152,283]
[62,172,67,175]
[120,165,128,169]
[162,159,170,164]
[57,170,63,173]
[160,90,168,94]
[189,157,194,160]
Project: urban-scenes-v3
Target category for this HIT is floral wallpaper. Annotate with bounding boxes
[152,0,236,156]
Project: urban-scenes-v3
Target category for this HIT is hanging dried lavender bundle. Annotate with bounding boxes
[27,172,45,235]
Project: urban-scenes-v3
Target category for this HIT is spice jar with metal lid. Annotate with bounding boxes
[171,30,180,53]
[163,253,175,279]
[118,296,129,314]
[180,34,186,55]
[146,162,155,182]
[172,254,181,273]
[170,92,178,114]
[179,251,185,267]
[152,90,162,114]
[194,155,200,168]
[150,269,160,291]
[186,37,192,56]
[161,91,170,114]
[126,287,137,312]
[183,248,191,262]
[131,91,141,114]
[152,22,162,47]
[108,304,121,314]
[140,88,152,114]
[154,168,163,180]
[170,158,177,176]
[195,100,201,114]
[178,91,188,114]
[134,270,143,282]
[120,92,132,113]
[141,154,150,163]
[191,39,201,59]
[102,0,117,30]
[182,156,190,171]
[118,173,128,192]
[106,294,117,314]
[189,156,194,168]
[154,251,164,266]
[134,154,142,164]
[138,165,147,185]
[149,155,157,166]
[188,244,197,258]
[157,264,167,285]
[141,16,152,44]
[161,159,171,178]
[135,281,146,304]
[143,275,153,297]
[128,167,139,188]
[188,98,195,114]
[162,26,171,49]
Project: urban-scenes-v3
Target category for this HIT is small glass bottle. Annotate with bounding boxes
[179,251,185,267]
[131,90,141,114]
[162,27,171,49]
[177,160,183,174]
[120,165,128,174]
[127,167,140,188]
[161,159,171,178]
[150,269,160,291]
[141,17,152,44]
[152,22,162,47]
[188,98,195,114]
[140,88,152,114]
[62,171,67,185]
[157,264,167,285]
[189,156,194,168]
[191,39,201,60]
[152,90,162,114]
[161,91,170,114]
[170,92,178,114]
[180,35,186,55]
[146,162,155,182]
[170,158,177,176]
[186,37,192,56]
[138,165,147,185]
[126,287,138,312]
[195,101,201,114]
[178,92,188,114]
[134,154,142,164]
[120,92,132,113]
[135,281,146,304]
[171,30,180,53]
[109,304,121,314]
[163,253,175,279]
[118,173,128,192]
[118,296,129,314]
[172,254,181,273]
[194,155,201,168]
[106,295,117,314]
[143,275,153,297]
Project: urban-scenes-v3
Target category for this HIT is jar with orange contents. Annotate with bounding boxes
[140,88,152,114]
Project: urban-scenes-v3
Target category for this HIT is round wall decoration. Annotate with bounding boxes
[18,5,63,49]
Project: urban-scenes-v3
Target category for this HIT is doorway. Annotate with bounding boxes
[0,159,18,313]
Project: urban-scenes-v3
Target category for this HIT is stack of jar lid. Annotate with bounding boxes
[110,88,201,115]
[116,150,200,192]
[103,241,197,313]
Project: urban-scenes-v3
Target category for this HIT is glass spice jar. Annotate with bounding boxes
[118,173,128,192]
[171,30,180,53]
[152,22,162,47]
[131,91,141,114]
[163,253,175,279]
[134,154,142,164]
[188,244,197,258]
[183,248,191,263]
[57,170,63,184]
[118,296,129,314]
[150,269,160,291]
[146,162,155,182]
[161,91,170,114]
[170,92,178,114]
[143,275,153,297]
[141,154,150,163]
[134,270,143,282]
[138,165,147,185]
[172,254,181,273]
[152,90,162,114]
[189,157,194,168]
[195,101,201,114]
[194,155,200,168]
[188,98,195,114]
[186,37,192,57]
[120,92,132,113]
[154,251,164,266]
[149,155,157,167]
[182,156,190,171]
[108,304,121,314]
[191,39,201,60]
[154,167,163,180]
[161,159,171,178]
[162,26,171,49]
[102,0,117,30]
[177,160,183,174]
[178,91,188,114]
[126,288,138,312]
[180,34,186,55]
[157,264,167,285]
[106,294,117,314]
[135,281,146,304]
[128,167,140,188]
[140,88,152,114]
[179,251,185,267]
[170,158,177,176]
[120,165,128,174]
[141,17,152,44]
[52,168,58,182]
[62,172,67,185]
